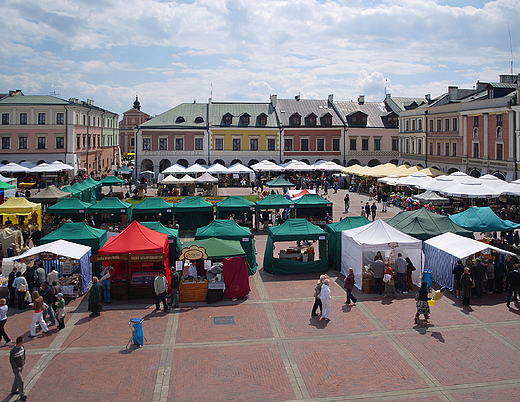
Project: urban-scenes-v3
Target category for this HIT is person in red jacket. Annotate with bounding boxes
[344,268,357,305]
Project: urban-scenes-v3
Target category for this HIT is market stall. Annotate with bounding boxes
[0,197,42,227]
[0,227,23,257]
[140,221,182,263]
[46,197,92,222]
[28,185,71,205]
[172,196,214,230]
[133,197,174,224]
[195,219,258,274]
[94,221,169,300]
[264,218,329,275]
[341,219,423,290]
[85,178,102,200]
[61,185,82,200]
[325,216,371,270]
[266,176,295,188]
[71,181,96,204]
[423,232,515,290]
[293,193,332,225]
[194,172,219,195]
[254,194,294,231]
[179,238,250,303]
[449,206,520,232]
[216,196,255,224]
[87,197,133,226]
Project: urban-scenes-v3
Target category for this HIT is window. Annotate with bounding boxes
[290,114,301,126]
[56,113,64,125]
[306,114,316,126]
[322,114,332,126]
[232,138,241,151]
[497,143,503,160]
[412,120,415,131]
[37,137,46,149]
[175,137,184,151]
[392,138,398,151]
[159,138,168,150]
[418,120,422,131]
[250,138,258,151]
[19,113,27,125]
[257,114,267,125]
[412,140,415,154]
[19,136,27,150]
[418,139,422,155]
[437,143,441,156]
[55,137,64,149]
[1,137,10,149]
[445,143,450,156]
[87,135,91,148]
[317,138,325,151]
[437,119,441,132]
[473,116,479,127]
[92,136,95,148]
[445,119,449,131]
[195,138,203,151]
[215,138,224,150]
[241,114,250,125]
[497,127,502,139]
[142,138,151,150]
[223,114,232,125]
[38,113,46,125]
[429,120,434,132]
[473,128,478,139]
[405,120,409,131]
[453,143,457,157]
[267,138,276,151]
[362,139,369,151]
[76,136,81,149]
[332,138,340,151]
[2,114,9,125]
[300,138,309,151]
[430,142,434,155]
[175,116,185,123]
[130,137,135,146]
[497,114,503,126]
[82,135,86,148]
[453,118,458,131]
[284,138,293,151]
[473,143,479,158]
[350,138,357,151]
[405,139,410,153]
[195,116,204,124]
[374,138,381,151]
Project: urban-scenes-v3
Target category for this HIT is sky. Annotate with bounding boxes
[0,0,518,117]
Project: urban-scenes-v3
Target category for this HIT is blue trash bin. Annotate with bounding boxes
[130,317,144,346]
[423,269,432,288]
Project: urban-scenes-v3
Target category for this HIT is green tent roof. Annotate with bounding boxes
[41,222,107,254]
[255,194,294,210]
[173,196,213,212]
[325,217,372,270]
[0,180,15,190]
[71,182,96,203]
[61,186,81,197]
[87,197,133,219]
[47,197,92,215]
[140,221,182,261]
[386,208,474,241]
[216,196,255,218]
[28,185,71,204]
[116,166,133,173]
[100,176,125,186]
[293,193,332,207]
[133,197,174,214]
[86,177,102,188]
[182,238,246,259]
[266,176,295,188]
[269,218,329,241]
[195,219,257,274]
[449,206,520,233]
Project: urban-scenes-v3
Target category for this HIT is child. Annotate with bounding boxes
[55,293,66,330]
[415,281,431,325]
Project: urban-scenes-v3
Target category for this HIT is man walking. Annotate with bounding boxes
[371,202,377,221]
[169,266,181,308]
[506,264,520,308]
[394,253,407,293]
[382,192,388,212]
[10,336,27,400]
[154,271,170,311]
[344,193,350,213]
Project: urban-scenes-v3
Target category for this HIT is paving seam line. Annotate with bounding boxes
[153,309,179,402]
[440,296,482,324]
[483,326,520,353]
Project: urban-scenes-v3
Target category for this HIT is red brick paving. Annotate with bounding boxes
[291,336,429,399]
[260,272,339,300]
[397,327,520,386]
[3,309,62,349]
[176,304,273,343]
[0,353,39,396]
[454,386,520,401]
[462,298,520,323]
[273,299,376,337]
[169,343,294,402]
[492,323,520,348]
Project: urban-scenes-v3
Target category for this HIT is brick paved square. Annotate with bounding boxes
[461,297,520,323]
[169,343,294,402]
[63,308,168,347]
[176,304,273,343]
[291,336,429,398]
[363,297,474,330]
[28,350,161,402]
[492,323,520,348]
[261,272,342,300]
[0,352,39,396]
[453,385,520,401]
[2,309,62,349]
[273,299,376,337]
[397,327,520,386]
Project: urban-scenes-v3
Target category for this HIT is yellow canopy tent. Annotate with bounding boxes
[0,198,42,227]
[368,163,398,177]
[342,164,363,174]
[419,167,446,177]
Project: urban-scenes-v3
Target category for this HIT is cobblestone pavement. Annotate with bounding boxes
[1,188,519,402]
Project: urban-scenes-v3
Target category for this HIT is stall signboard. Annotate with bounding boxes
[128,253,166,262]
[91,254,128,262]
[179,245,208,261]
[39,252,58,261]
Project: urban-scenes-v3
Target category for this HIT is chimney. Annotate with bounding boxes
[270,94,277,108]
[385,93,391,100]
[9,90,23,96]
[358,95,365,105]
[425,94,431,103]
[328,94,333,105]
[295,95,300,101]
[448,86,458,101]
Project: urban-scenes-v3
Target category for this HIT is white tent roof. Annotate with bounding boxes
[312,160,344,171]
[449,171,479,183]
[162,163,187,174]
[0,162,28,173]
[161,175,179,184]
[177,174,196,183]
[194,172,218,183]
[9,239,92,260]
[397,171,434,188]
[419,175,455,191]
[342,219,422,250]
[50,161,74,171]
[227,162,253,173]
[477,174,507,189]
[424,232,514,259]
[440,181,502,198]
[30,163,61,173]
[251,160,283,172]
[20,161,37,169]
[184,163,207,173]
[207,163,229,174]
[280,159,314,171]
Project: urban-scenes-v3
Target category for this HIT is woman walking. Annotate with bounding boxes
[406,257,416,292]
[29,291,49,337]
[460,267,473,307]
[344,268,357,305]
[0,298,11,346]
[311,275,325,316]
[12,272,28,311]
[88,277,102,317]
[414,281,431,325]
[320,278,332,321]
[55,293,66,330]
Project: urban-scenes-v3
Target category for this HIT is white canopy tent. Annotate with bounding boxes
[477,174,508,189]
[184,163,207,174]
[50,161,74,171]
[194,172,219,183]
[161,175,179,184]
[0,162,28,173]
[312,160,344,171]
[207,163,229,174]
[418,175,455,191]
[440,181,502,199]
[177,174,196,183]
[228,162,254,174]
[449,171,479,183]
[251,160,283,172]
[280,159,314,171]
[162,163,187,174]
[341,219,423,290]
[30,163,62,173]
[424,232,515,290]
[396,171,434,188]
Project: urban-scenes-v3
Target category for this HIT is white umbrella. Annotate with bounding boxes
[312,160,344,171]
[228,162,253,174]
[50,161,74,171]
[0,162,28,173]
[280,159,314,171]
[185,163,207,174]
[30,163,61,173]
[177,174,195,183]
[194,172,218,183]
[161,175,179,184]
[477,174,507,189]
[251,160,283,172]
[207,163,229,174]
[449,171,479,183]
[140,170,155,176]
[20,161,37,169]
[418,175,455,192]
[440,181,502,199]
[396,172,434,188]
[162,163,187,174]
[377,175,399,184]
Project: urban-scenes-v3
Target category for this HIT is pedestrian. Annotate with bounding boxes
[0,298,12,346]
[8,267,17,308]
[394,253,407,293]
[34,260,46,289]
[414,281,431,325]
[154,271,170,311]
[10,335,27,400]
[320,278,331,321]
[452,260,464,299]
[370,253,385,295]
[405,257,416,292]
[88,277,103,317]
[47,266,59,286]
[29,290,49,337]
[474,258,485,298]
[7,242,16,257]
[506,264,520,308]
[100,263,115,304]
[364,202,371,219]
[23,267,35,296]
[383,265,396,298]
[40,283,56,327]
[371,202,377,221]
[344,268,357,305]
[382,192,388,212]
[460,267,473,307]
[311,275,325,316]
[31,224,42,246]
[169,266,181,308]
[55,293,66,330]
[13,272,28,311]
[344,194,350,213]
[486,259,495,294]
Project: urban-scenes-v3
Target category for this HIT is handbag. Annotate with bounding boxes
[18,283,27,292]
[25,292,32,302]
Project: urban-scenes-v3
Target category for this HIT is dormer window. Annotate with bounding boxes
[290,113,301,126]
[176,116,185,123]
[347,111,367,126]
[321,113,332,126]
[305,113,317,126]
[257,113,267,125]
[194,116,204,123]
[223,113,233,125]
[240,113,250,126]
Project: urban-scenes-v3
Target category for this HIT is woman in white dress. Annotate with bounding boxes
[320,278,332,321]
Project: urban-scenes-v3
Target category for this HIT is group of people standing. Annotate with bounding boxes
[369,252,415,297]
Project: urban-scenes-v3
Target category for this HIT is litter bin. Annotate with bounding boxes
[129,317,144,347]
[423,269,432,289]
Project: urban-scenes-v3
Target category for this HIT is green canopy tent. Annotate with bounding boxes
[85,178,102,200]
[61,185,81,200]
[195,219,258,274]
[266,176,295,188]
[87,197,133,223]
[254,194,294,231]
[293,194,332,221]
[216,196,255,222]
[173,196,214,231]
[0,180,15,190]
[182,237,246,259]
[140,221,183,262]
[116,166,133,175]
[28,185,72,205]
[264,218,329,275]
[133,197,174,224]
[71,181,96,204]
[46,198,92,222]
[386,208,474,241]
[100,176,125,186]
[325,216,371,270]
[449,206,520,233]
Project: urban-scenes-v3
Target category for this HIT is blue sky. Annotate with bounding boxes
[0,0,518,117]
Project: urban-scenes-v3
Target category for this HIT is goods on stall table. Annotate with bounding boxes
[59,274,81,298]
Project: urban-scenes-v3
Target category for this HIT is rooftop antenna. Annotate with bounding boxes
[50,90,60,96]
[210,82,213,99]
[508,22,514,75]
[384,78,388,96]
